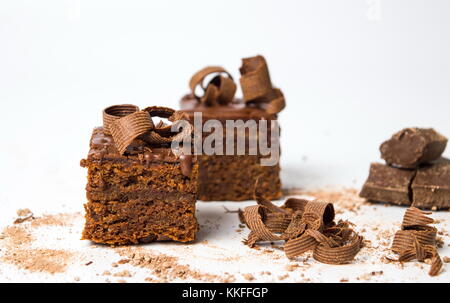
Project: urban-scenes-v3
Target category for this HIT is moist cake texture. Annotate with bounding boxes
[180,95,282,201]
[80,128,198,245]
[180,55,285,201]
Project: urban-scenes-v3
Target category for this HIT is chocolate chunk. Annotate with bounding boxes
[359,163,416,206]
[412,158,450,209]
[380,128,447,168]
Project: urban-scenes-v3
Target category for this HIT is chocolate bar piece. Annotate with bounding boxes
[359,163,416,206]
[412,158,450,209]
[380,128,447,168]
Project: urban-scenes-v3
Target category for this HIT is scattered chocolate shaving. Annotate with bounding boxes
[390,207,443,276]
[242,179,363,265]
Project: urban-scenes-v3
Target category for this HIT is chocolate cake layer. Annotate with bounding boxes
[81,127,198,245]
[180,94,281,201]
[197,155,281,201]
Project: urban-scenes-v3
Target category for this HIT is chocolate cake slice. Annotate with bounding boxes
[179,55,285,201]
[80,106,198,245]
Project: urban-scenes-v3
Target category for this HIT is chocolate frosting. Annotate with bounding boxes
[81,128,195,177]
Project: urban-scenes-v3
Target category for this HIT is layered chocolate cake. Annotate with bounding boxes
[180,55,285,201]
[80,105,198,245]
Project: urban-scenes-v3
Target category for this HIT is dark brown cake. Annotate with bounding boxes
[179,95,281,201]
[80,106,198,245]
[179,55,285,201]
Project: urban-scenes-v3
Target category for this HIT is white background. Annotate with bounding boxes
[1,0,450,214]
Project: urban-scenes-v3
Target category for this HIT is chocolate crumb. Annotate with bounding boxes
[242,273,255,281]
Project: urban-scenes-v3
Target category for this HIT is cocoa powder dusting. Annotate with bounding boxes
[1,249,72,274]
[115,247,235,282]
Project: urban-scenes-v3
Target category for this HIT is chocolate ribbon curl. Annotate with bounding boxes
[239,55,286,114]
[103,104,192,155]
[242,178,363,265]
[189,66,237,106]
[390,207,443,276]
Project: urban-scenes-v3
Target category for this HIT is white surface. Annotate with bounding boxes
[0,195,449,283]
[0,0,449,282]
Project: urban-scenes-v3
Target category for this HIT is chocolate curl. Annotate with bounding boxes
[189,66,237,106]
[281,211,306,239]
[142,106,193,145]
[265,212,292,233]
[390,207,442,276]
[244,179,363,264]
[239,55,286,114]
[254,176,286,213]
[401,207,434,227]
[285,233,318,259]
[103,104,192,155]
[239,56,273,100]
[243,205,283,245]
[391,228,437,253]
[109,111,154,155]
[304,200,335,226]
[283,198,309,213]
[265,89,286,115]
[428,248,443,276]
[103,104,140,135]
[313,235,363,265]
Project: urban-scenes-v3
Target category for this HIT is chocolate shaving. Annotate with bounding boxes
[103,104,140,135]
[103,104,192,155]
[242,179,363,265]
[109,111,155,155]
[239,55,286,114]
[390,207,443,276]
[189,66,236,106]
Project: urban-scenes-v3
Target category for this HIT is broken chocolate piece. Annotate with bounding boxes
[359,163,416,206]
[412,158,450,209]
[380,128,447,168]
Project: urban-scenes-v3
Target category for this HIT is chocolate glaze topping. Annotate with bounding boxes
[81,127,194,177]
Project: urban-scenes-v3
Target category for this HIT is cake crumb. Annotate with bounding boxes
[14,209,34,224]
[285,264,299,272]
[278,274,289,280]
[242,273,255,281]
[113,270,132,278]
